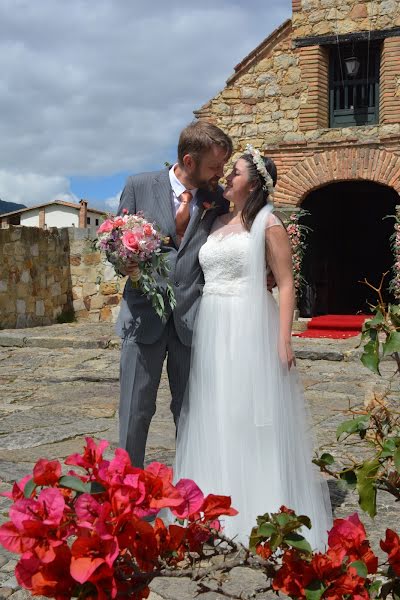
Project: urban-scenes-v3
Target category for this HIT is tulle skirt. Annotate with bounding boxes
[175,289,332,550]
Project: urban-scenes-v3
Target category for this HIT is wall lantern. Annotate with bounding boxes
[344,55,360,77]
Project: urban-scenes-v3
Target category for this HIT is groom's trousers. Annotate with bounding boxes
[119,317,191,469]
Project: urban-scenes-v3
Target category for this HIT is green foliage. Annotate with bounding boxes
[360,299,400,377]
[250,508,312,555]
[315,282,400,517]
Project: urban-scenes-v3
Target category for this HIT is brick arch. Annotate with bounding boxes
[274,148,400,207]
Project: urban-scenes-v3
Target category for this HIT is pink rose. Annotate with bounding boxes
[143,224,154,236]
[113,216,126,228]
[97,220,114,234]
[122,231,140,253]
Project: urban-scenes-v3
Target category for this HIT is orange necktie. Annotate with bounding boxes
[175,190,193,240]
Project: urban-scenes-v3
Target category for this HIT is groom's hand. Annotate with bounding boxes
[120,259,140,278]
[266,272,276,292]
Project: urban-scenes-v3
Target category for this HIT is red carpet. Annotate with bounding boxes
[294,314,369,339]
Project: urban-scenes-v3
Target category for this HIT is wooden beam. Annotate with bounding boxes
[294,27,400,48]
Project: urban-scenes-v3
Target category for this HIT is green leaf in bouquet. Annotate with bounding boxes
[349,560,368,578]
[24,478,36,498]
[361,338,380,375]
[284,532,312,554]
[59,475,88,494]
[336,415,370,440]
[356,459,379,517]
[383,331,400,356]
[305,581,326,600]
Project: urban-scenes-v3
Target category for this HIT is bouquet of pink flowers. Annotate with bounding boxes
[97,210,176,320]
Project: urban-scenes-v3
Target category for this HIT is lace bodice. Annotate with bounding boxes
[200,223,250,296]
[199,215,283,297]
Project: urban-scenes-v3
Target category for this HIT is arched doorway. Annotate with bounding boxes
[298,181,399,316]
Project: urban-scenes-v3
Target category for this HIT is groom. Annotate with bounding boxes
[115,121,233,468]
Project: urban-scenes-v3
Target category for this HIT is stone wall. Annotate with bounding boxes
[0,226,72,328]
[195,19,400,153]
[0,226,125,329]
[194,1,400,208]
[69,228,126,323]
[292,0,400,39]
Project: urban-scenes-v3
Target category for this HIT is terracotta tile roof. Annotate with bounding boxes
[0,200,108,218]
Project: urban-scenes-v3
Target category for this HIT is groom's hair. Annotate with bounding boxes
[177,121,233,165]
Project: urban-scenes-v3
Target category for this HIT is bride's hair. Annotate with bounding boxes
[240,155,277,231]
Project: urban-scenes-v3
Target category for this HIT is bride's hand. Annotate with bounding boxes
[278,338,296,370]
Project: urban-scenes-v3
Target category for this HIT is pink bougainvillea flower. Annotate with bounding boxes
[172,479,204,519]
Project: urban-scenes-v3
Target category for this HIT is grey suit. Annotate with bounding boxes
[115,168,229,467]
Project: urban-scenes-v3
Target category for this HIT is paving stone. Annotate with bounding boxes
[0,323,397,599]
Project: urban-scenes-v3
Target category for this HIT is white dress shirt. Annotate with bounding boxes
[169,164,198,217]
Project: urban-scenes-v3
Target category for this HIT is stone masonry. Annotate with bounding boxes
[0,226,125,328]
[0,226,71,329]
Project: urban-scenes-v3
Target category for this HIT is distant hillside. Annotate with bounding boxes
[0,199,27,215]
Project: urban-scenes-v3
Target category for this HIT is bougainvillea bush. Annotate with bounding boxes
[0,438,399,600]
[0,438,237,599]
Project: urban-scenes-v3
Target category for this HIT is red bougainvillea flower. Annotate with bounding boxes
[279,505,296,515]
[256,542,273,560]
[33,458,62,487]
[328,513,378,574]
[380,529,400,575]
[328,513,366,551]
[325,566,369,600]
[200,494,238,521]
[272,549,315,599]
[1,474,33,501]
[65,437,110,474]
[70,534,119,584]
[15,545,75,598]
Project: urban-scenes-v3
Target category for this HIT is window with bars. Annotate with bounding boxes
[329,42,380,127]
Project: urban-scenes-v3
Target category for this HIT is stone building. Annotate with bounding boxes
[195,0,400,315]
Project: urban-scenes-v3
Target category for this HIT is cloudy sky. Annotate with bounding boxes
[0,0,291,211]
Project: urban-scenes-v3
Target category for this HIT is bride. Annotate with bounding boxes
[174,145,332,550]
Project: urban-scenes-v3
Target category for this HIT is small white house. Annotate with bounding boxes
[0,199,108,229]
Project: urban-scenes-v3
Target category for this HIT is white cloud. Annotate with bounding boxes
[104,191,122,212]
[0,0,291,204]
[0,171,76,206]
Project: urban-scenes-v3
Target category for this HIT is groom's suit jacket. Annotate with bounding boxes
[115,168,229,346]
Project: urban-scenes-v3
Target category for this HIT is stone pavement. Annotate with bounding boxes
[0,323,398,599]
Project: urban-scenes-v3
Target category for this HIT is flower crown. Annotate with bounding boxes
[244,144,274,198]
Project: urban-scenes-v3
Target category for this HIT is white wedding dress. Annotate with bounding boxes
[175,205,332,550]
